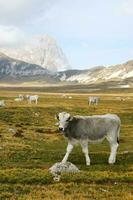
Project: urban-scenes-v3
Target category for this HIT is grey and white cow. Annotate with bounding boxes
[27,95,39,104]
[88,96,100,105]
[56,112,120,165]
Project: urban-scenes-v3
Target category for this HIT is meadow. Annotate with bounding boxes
[0,89,133,200]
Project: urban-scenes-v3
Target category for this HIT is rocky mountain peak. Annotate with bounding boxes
[0,35,70,72]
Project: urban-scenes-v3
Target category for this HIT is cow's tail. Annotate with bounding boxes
[117,120,121,144]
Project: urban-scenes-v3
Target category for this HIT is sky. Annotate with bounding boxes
[0,0,133,69]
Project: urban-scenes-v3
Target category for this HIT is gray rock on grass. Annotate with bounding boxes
[49,162,80,182]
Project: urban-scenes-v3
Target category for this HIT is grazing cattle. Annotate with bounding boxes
[116,96,127,101]
[0,100,5,107]
[62,94,67,98]
[120,97,125,101]
[14,94,24,102]
[27,95,39,104]
[25,95,29,101]
[14,97,23,102]
[56,112,121,165]
[88,96,100,105]
[18,94,24,100]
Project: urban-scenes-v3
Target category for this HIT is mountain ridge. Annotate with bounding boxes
[0,53,58,83]
[0,52,133,87]
[57,60,133,84]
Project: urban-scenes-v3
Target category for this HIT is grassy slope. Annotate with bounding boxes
[0,90,133,199]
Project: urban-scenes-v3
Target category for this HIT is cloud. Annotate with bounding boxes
[36,0,95,38]
[35,0,133,40]
[0,25,26,47]
[0,0,132,68]
[80,42,90,49]
[0,0,58,26]
[0,0,59,47]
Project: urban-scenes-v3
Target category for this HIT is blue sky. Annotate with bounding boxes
[0,0,133,69]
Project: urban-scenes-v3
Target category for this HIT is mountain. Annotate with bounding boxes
[0,52,132,88]
[1,35,70,72]
[57,61,133,86]
[0,53,57,83]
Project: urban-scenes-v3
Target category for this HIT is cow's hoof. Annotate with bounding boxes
[86,162,90,166]
[109,162,115,165]
[108,159,115,164]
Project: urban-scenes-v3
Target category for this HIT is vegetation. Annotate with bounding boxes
[0,90,133,199]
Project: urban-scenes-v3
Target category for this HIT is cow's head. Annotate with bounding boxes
[55,112,72,132]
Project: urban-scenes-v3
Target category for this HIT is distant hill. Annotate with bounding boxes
[57,61,133,87]
[0,52,133,88]
[0,53,57,83]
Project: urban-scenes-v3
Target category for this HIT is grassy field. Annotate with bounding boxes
[0,90,133,199]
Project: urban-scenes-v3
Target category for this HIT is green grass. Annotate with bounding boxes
[0,90,133,199]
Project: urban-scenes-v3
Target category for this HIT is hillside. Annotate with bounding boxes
[0,52,133,88]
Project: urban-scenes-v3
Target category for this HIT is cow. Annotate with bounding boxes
[0,100,5,107]
[68,96,72,99]
[88,96,100,105]
[25,95,30,99]
[14,94,24,102]
[61,94,67,98]
[27,95,39,104]
[55,112,121,165]
[18,94,24,100]
[14,97,23,102]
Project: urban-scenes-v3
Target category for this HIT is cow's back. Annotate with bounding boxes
[65,114,120,141]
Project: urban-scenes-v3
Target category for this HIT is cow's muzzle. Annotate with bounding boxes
[59,127,64,132]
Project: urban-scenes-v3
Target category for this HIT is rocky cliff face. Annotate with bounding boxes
[0,53,57,82]
[1,35,70,72]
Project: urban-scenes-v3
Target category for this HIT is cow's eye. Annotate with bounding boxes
[66,117,71,122]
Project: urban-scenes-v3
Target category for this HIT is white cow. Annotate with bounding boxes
[18,94,24,100]
[0,100,5,107]
[88,96,100,105]
[27,95,39,104]
[62,94,67,98]
[14,97,23,102]
[14,94,24,102]
[117,97,125,101]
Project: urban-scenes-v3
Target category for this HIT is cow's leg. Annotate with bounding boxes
[81,141,90,166]
[108,141,119,164]
[62,143,73,164]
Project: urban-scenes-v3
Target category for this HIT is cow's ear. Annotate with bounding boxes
[55,114,59,120]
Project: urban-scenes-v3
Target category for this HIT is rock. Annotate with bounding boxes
[8,128,16,134]
[49,162,80,182]
[100,188,108,192]
[49,162,80,174]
